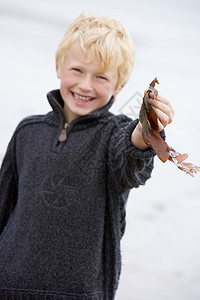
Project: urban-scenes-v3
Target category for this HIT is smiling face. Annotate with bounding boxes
[57,41,119,123]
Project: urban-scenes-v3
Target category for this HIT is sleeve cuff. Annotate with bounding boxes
[124,119,165,160]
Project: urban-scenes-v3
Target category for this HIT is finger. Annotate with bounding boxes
[149,98,174,123]
[152,107,170,128]
[149,101,173,124]
[149,92,175,117]
[157,119,164,132]
[157,96,175,117]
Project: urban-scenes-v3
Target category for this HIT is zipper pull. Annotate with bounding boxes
[58,123,68,142]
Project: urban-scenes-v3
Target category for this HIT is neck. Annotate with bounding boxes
[63,104,79,124]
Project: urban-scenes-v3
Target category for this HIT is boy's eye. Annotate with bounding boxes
[72,68,82,73]
[96,75,107,81]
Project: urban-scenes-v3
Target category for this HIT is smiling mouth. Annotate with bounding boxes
[72,92,95,103]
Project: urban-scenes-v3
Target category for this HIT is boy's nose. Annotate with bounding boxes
[79,76,93,92]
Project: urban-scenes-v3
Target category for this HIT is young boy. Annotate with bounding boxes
[0,14,174,299]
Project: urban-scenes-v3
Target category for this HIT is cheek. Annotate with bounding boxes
[99,85,116,99]
[60,77,76,91]
[96,88,115,106]
[96,81,115,96]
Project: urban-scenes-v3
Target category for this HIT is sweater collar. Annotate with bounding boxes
[47,89,114,122]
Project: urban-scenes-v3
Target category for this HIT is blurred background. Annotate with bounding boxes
[0,0,200,299]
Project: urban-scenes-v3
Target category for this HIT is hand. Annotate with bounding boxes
[131,91,175,151]
[148,91,175,131]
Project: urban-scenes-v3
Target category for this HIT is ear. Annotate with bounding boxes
[113,81,127,98]
[56,64,61,79]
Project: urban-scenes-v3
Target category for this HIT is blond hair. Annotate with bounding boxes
[56,14,135,90]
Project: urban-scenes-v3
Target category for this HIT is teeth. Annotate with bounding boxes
[73,93,93,102]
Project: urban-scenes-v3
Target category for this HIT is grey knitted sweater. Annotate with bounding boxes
[0,90,156,299]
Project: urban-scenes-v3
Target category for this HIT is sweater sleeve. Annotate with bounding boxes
[108,116,160,192]
[0,135,18,235]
